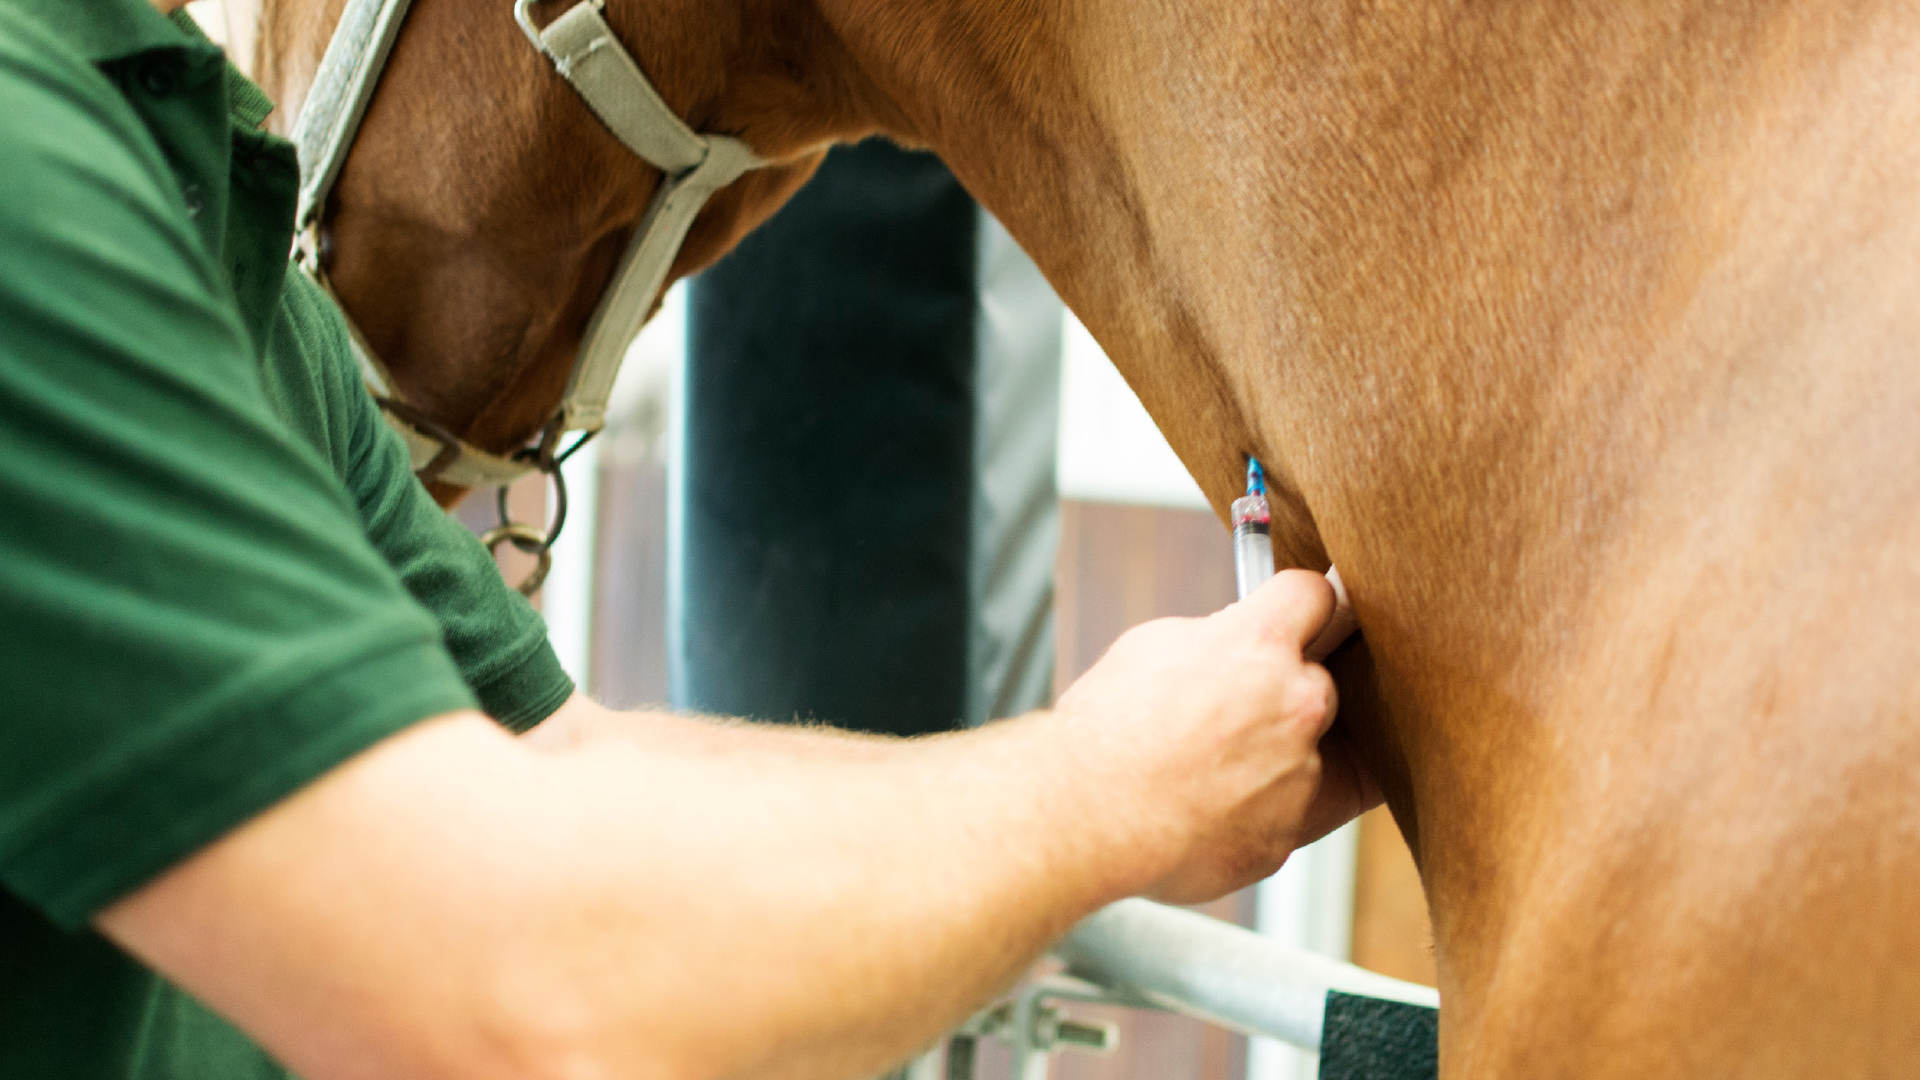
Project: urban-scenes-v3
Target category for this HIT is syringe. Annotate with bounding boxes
[1231,458,1276,600]
[1233,456,1358,662]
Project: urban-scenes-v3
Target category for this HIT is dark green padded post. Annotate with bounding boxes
[1317,992,1440,1080]
[675,142,980,735]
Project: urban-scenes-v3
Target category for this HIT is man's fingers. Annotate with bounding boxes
[1295,728,1381,845]
[1230,568,1336,651]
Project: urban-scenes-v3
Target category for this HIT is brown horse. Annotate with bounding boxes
[256,0,1920,1074]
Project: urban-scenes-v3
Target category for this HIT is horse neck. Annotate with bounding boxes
[829,0,1920,702]
[828,0,1920,1028]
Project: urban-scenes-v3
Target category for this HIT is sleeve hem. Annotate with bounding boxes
[473,637,575,734]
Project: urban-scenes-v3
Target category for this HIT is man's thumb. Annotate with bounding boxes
[1233,567,1358,662]
[1233,568,1336,652]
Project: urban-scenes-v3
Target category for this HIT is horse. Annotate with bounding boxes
[254,0,1920,1074]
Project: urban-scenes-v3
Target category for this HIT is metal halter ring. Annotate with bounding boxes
[485,417,598,597]
[477,521,554,597]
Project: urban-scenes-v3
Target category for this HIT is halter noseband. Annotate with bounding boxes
[290,0,767,586]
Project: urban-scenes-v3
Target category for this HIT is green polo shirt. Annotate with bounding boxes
[0,0,575,1075]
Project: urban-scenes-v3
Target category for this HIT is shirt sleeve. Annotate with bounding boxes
[264,272,575,732]
[0,28,477,929]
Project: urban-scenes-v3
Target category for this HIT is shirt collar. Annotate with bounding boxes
[225,64,277,129]
[158,7,280,129]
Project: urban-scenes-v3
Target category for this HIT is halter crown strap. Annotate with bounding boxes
[518,0,766,433]
[530,2,707,173]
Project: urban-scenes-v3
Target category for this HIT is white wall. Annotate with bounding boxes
[1055,314,1210,510]
[540,439,600,687]
[185,0,260,74]
[184,1,228,44]
[1248,822,1361,1080]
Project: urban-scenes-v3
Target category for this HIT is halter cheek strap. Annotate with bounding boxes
[291,0,768,487]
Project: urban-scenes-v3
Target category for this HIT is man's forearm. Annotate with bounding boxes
[514,706,1147,1080]
[101,710,1161,1080]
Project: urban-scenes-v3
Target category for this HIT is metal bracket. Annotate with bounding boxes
[942,975,1132,1080]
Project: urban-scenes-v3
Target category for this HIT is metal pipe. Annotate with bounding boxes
[1053,899,1439,1051]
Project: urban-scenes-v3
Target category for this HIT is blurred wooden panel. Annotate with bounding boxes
[1051,501,1249,1080]
[1054,500,1238,690]
[590,457,671,708]
[1349,806,1436,987]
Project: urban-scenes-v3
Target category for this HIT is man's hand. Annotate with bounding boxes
[1053,568,1375,903]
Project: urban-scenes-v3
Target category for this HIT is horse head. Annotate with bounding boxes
[254,0,900,503]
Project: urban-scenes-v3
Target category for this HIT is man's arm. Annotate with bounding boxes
[99,571,1349,1080]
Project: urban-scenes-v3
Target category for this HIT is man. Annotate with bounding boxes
[0,0,1374,1077]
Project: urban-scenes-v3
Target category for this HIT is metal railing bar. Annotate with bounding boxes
[1052,898,1440,1051]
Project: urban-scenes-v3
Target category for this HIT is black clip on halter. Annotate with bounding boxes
[479,416,598,597]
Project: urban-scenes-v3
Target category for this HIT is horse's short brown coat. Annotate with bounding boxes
[259,0,1920,1073]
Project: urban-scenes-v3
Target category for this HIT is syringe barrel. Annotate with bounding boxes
[1230,491,1274,600]
[1233,525,1274,600]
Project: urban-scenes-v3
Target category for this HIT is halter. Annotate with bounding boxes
[290,0,767,588]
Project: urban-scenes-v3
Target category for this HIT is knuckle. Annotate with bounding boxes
[1285,665,1336,725]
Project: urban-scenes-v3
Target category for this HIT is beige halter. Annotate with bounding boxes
[291,0,768,489]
